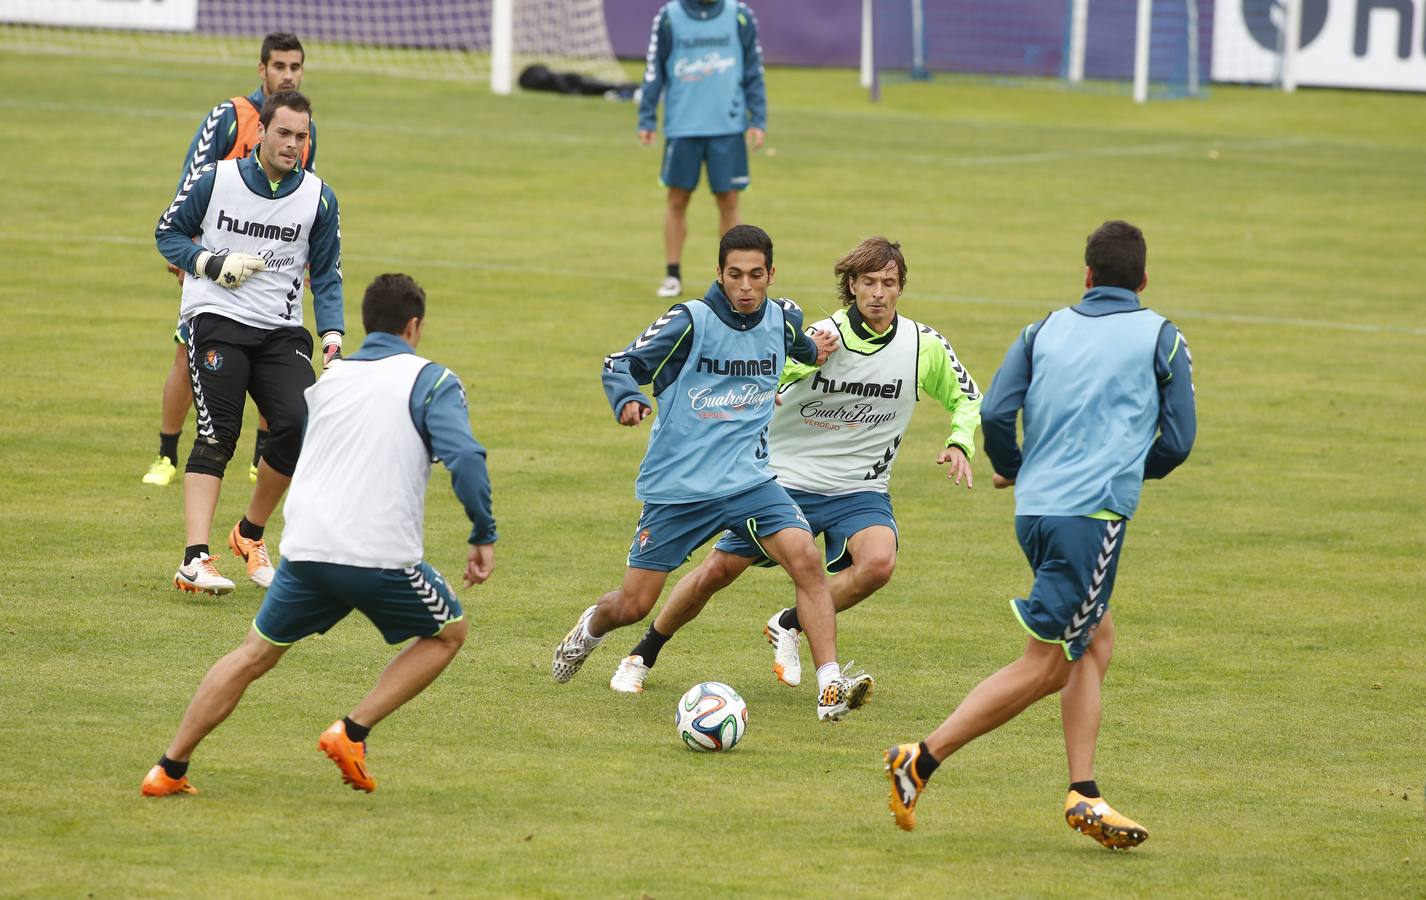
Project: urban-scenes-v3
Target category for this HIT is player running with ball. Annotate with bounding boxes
[552,225,875,722]
[883,221,1196,850]
[608,237,981,694]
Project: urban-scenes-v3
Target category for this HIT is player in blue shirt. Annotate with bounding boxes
[883,221,1196,848]
[551,225,875,721]
[638,0,767,299]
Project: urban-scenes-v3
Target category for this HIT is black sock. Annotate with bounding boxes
[1070,779,1100,798]
[158,754,188,780]
[159,432,180,463]
[252,429,269,468]
[184,544,209,564]
[629,624,672,667]
[777,607,801,632]
[238,517,264,541]
[666,263,681,280]
[914,741,941,782]
[343,717,371,743]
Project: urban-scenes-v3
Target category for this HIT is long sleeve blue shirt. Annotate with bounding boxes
[347,332,498,546]
[982,287,1196,484]
[601,281,817,418]
[638,0,768,135]
[155,150,344,336]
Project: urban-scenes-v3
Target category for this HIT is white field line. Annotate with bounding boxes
[6,233,1419,338]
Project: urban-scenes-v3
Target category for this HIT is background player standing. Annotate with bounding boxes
[638,0,766,299]
[609,237,982,694]
[144,32,317,487]
[141,273,496,797]
[155,90,343,595]
[883,220,1196,849]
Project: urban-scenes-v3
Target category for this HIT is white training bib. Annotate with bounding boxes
[770,313,921,495]
[181,159,322,330]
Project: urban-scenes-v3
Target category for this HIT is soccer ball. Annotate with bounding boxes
[675,682,748,752]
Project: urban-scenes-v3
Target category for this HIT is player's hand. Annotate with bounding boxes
[198,251,266,289]
[638,129,655,145]
[166,262,185,285]
[810,327,840,365]
[992,473,1015,489]
[619,400,652,426]
[464,543,495,587]
[747,127,766,150]
[321,331,343,370]
[937,445,973,490]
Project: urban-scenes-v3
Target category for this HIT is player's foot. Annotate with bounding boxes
[173,553,235,595]
[318,720,376,793]
[656,276,681,299]
[141,764,198,797]
[609,655,651,694]
[764,610,802,687]
[1064,790,1148,850]
[816,661,874,721]
[248,463,258,483]
[883,743,928,831]
[228,523,275,588]
[142,455,177,486]
[552,605,604,683]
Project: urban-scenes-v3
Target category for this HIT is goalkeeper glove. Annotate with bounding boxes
[196,251,265,290]
[321,332,343,370]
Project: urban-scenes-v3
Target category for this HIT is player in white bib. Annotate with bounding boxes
[154,90,345,596]
[609,237,982,693]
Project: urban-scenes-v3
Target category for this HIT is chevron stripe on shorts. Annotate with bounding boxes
[404,566,452,624]
[1061,519,1123,642]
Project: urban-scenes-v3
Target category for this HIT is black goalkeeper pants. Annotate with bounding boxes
[185,312,315,478]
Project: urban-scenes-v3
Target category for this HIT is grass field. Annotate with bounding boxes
[1,41,1424,898]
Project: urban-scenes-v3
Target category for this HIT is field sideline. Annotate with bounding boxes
[0,45,1423,898]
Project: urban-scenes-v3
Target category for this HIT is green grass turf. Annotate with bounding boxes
[1,42,1424,898]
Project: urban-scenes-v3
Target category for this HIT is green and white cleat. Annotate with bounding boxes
[143,455,178,486]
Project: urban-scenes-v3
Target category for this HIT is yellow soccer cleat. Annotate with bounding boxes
[1064,790,1149,850]
[883,743,927,831]
[319,720,376,793]
[142,455,178,486]
[141,764,198,797]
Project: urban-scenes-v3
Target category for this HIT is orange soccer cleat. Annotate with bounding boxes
[318,720,376,793]
[228,523,276,589]
[141,764,198,797]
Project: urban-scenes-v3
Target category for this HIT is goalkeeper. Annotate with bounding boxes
[155,90,344,598]
[144,32,317,489]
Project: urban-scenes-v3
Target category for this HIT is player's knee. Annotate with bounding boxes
[185,438,233,478]
[857,553,896,590]
[258,417,304,476]
[667,190,691,212]
[698,554,742,593]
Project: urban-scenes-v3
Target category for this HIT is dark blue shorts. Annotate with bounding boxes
[627,480,810,572]
[660,134,749,193]
[1011,516,1126,661]
[715,489,896,573]
[175,315,190,345]
[253,559,464,646]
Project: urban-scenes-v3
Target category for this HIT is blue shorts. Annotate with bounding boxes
[627,480,810,572]
[174,315,190,345]
[1011,516,1126,661]
[254,559,464,646]
[661,134,749,193]
[716,489,896,573]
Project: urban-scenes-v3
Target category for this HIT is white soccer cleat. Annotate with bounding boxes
[173,553,235,596]
[764,610,802,687]
[816,661,874,722]
[609,655,651,694]
[552,605,604,683]
[656,276,681,299]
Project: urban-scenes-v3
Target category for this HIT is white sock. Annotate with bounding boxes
[582,613,605,643]
[815,661,841,692]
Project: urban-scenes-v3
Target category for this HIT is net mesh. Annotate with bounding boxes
[873,0,1206,99]
[0,0,624,84]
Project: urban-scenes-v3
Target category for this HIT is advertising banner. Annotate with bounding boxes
[2,0,199,31]
[1213,0,1426,91]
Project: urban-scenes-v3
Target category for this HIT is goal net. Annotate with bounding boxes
[0,0,625,90]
